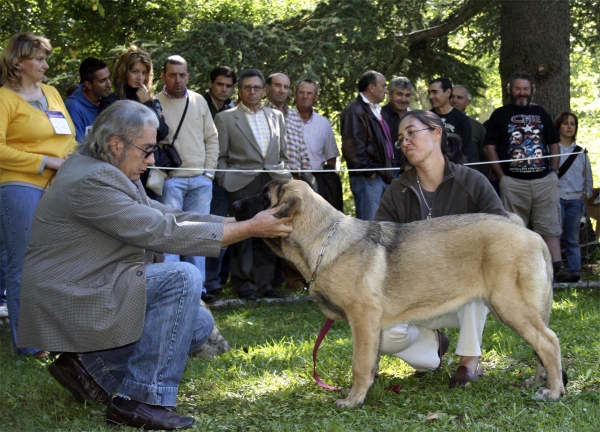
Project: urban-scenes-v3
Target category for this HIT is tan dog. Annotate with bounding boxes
[233,179,567,408]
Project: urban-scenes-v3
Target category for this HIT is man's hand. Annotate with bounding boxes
[249,205,293,238]
[221,204,293,247]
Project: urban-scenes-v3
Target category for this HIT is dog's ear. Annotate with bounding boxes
[273,195,301,218]
[273,188,302,218]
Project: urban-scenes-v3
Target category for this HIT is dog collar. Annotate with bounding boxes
[305,221,340,290]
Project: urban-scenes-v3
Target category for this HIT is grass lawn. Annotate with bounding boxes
[1,288,599,431]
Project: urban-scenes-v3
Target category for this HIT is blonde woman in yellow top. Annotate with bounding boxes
[0,32,76,357]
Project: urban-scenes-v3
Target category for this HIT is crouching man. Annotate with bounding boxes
[17,100,292,430]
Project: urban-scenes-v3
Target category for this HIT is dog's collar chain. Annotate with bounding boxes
[305,221,340,290]
[416,175,433,219]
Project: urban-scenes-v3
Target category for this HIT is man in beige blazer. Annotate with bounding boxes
[17,101,292,430]
[215,68,291,300]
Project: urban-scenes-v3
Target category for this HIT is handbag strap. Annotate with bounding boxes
[558,145,583,179]
[170,96,189,145]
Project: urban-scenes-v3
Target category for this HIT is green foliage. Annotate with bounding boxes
[1,288,599,430]
[570,0,600,53]
[193,0,317,25]
[150,0,486,120]
[1,0,487,115]
[0,0,195,92]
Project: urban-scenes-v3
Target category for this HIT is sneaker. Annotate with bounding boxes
[0,304,8,318]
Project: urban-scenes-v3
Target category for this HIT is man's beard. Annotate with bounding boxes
[510,94,531,107]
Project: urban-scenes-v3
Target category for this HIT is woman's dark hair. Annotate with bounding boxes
[399,110,449,156]
[554,111,578,142]
[446,133,465,164]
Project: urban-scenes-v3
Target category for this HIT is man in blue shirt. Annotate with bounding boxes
[65,58,112,142]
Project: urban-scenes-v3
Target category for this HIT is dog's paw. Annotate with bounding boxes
[335,398,363,409]
[190,327,231,359]
[534,386,562,400]
[523,377,537,388]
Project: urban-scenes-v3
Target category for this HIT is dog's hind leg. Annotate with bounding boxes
[489,289,565,400]
[335,305,382,408]
[523,355,546,387]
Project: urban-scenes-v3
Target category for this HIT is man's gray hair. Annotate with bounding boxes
[453,84,471,100]
[388,76,414,92]
[295,78,319,94]
[82,100,159,166]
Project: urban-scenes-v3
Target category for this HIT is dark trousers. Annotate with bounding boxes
[227,173,277,297]
[314,171,344,212]
[204,180,230,292]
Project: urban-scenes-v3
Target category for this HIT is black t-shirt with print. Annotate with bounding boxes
[484,103,559,180]
[431,107,473,163]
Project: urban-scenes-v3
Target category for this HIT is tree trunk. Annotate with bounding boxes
[499,0,570,118]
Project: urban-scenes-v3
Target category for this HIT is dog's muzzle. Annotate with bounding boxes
[232,191,270,221]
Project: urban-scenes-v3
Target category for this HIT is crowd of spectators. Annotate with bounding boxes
[1,31,597,430]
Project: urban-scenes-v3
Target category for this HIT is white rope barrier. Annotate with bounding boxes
[148,150,594,173]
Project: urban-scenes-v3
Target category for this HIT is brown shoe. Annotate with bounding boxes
[106,397,195,430]
[449,365,483,388]
[49,353,110,405]
[436,330,450,368]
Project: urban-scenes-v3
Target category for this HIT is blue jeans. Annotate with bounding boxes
[0,246,7,306]
[204,180,229,292]
[0,185,42,355]
[80,262,214,407]
[560,198,584,273]
[159,175,212,293]
[349,175,387,221]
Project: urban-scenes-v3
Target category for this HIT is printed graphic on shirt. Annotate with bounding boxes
[506,114,547,174]
[440,117,456,134]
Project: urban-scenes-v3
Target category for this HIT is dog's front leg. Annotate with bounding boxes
[336,310,382,408]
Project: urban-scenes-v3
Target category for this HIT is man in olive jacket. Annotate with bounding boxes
[18,101,292,430]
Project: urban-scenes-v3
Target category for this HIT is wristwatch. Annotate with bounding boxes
[203,171,215,180]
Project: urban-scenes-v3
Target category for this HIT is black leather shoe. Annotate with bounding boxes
[238,292,257,301]
[49,353,110,405]
[262,288,286,298]
[106,397,195,430]
[201,292,217,304]
[555,270,580,283]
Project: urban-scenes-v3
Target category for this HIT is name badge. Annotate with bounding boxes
[46,111,72,135]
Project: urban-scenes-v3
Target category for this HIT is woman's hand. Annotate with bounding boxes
[136,84,151,103]
[45,156,65,170]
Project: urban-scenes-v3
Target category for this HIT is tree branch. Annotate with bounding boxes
[402,0,491,45]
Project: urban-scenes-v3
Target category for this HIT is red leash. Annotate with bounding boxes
[313,319,341,391]
[312,319,402,394]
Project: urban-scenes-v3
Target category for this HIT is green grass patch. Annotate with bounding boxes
[1,288,599,431]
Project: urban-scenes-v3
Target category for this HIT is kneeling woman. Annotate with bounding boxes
[375,110,506,386]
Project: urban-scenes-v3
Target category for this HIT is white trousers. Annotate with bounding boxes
[380,301,489,372]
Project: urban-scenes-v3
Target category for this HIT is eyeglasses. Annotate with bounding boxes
[121,137,158,158]
[394,128,433,149]
[241,85,264,92]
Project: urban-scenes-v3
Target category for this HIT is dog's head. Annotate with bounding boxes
[232,179,308,221]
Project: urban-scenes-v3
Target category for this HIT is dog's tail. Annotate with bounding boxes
[540,237,554,325]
